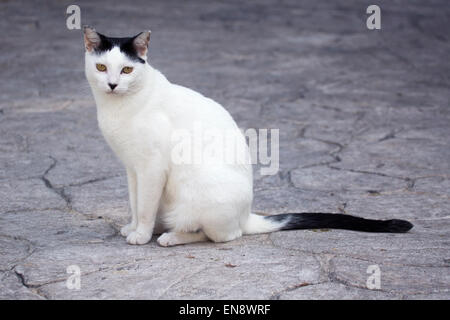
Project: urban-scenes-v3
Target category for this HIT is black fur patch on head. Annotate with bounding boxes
[94,33,146,64]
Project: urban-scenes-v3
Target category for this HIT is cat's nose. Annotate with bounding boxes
[108,83,118,90]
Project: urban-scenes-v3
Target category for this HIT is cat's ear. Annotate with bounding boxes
[133,31,151,58]
[83,26,101,52]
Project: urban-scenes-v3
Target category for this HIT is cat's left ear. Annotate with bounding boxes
[133,31,151,59]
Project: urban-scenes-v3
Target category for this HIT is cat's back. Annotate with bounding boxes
[164,82,238,131]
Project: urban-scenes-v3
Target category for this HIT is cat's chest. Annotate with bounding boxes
[97,111,141,162]
[96,107,168,167]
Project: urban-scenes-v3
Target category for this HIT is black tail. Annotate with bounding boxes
[267,212,413,233]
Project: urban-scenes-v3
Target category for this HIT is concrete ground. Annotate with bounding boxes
[0,0,449,299]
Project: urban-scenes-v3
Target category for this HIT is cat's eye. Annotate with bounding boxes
[96,64,107,72]
[121,66,134,74]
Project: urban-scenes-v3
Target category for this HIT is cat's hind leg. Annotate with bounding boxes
[200,206,243,243]
[202,226,242,243]
[157,231,208,247]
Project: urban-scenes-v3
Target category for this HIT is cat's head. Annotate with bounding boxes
[83,26,151,95]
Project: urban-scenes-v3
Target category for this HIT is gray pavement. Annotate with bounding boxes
[0,0,449,299]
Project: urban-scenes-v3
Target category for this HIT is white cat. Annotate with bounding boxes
[83,27,413,246]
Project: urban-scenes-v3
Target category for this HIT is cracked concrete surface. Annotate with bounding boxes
[1,0,449,299]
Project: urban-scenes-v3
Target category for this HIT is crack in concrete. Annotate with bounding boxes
[0,234,36,273]
[277,170,295,188]
[157,266,209,299]
[40,156,72,210]
[376,127,406,144]
[328,165,411,182]
[269,281,323,300]
[327,255,448,297]
[65,175,121,188]
[267,232,447,269]
[12,255,157,296]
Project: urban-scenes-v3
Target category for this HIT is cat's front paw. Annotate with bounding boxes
[120,223,136,237]
[126,230,151,245]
